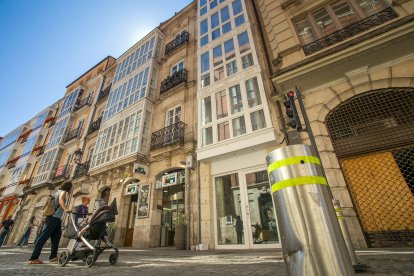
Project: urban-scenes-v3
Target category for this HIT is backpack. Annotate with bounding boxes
[42,194,57,217]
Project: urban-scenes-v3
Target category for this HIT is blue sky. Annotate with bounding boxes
[0,0,192,136]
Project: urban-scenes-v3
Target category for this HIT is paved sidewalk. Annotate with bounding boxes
[0,246,413,275]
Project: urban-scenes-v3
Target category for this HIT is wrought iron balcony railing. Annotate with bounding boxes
[165,31,190,55]
[97,84,111,103]
[302,7,398,55]
[87,116,102,135]
[160,69,188,95]
[64,127,82,143]
[150,121,185,151]
[74,95,92,111]
[73,161,90,179]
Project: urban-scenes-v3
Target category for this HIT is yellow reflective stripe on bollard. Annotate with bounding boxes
[271,176,327,193]
[337,216,345,220]
[267,156,321,174]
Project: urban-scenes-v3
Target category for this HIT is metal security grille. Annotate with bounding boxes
[326,88,414,247]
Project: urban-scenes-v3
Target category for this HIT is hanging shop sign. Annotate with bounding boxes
[125,182,139,196]
[162,172,178,188]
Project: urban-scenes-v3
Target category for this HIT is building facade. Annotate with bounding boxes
[254,0,414,247]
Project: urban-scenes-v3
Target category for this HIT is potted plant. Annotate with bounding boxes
[107,222,116,243]
[174,211,186,250]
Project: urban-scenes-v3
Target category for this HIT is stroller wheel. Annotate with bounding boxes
[58,249,70,267]
[109,253,118,265]
[86,253,95,267]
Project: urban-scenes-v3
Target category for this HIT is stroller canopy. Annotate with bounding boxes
[90,198,118,226]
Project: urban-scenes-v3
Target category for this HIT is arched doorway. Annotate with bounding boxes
[122,178,140,247]
[326,88,414,246]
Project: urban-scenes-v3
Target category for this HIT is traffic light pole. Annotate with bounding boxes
[294,86,359,268]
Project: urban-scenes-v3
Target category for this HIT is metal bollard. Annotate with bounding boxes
[266,144,354,276]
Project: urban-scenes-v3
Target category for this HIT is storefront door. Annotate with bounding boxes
[214,168,280,249]
[124,194,138,247]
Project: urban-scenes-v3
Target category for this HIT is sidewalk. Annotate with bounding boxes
[0,246,412,275]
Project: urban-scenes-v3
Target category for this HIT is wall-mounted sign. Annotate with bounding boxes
[133,163,148,176]
[162,172,178,188]
[125,182,139,196]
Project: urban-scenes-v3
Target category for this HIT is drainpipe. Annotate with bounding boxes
[185,164,191,250]
[196,160,201,247]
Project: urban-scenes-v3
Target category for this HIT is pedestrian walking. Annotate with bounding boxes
[16,216,36,247]
[28,181,72,264]
[74,197,90,225]
[0,215,15,247]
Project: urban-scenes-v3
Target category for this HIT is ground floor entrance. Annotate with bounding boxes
[214,166,279,249]
[124,194,138,247]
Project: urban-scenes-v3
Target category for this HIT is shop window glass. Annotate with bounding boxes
[216,90,228,119]
[245,77,261,108]
[251,109,266,131]
[232,116,246,137]
[217,121,230,141]
[201,96,212,125]
[229,84,243,114]
[215,173,244,245]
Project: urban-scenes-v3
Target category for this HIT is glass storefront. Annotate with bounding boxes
[214,169,279,248]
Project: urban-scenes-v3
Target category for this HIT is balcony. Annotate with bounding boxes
[97,84,111,103]
[18,129,32,144]
[64,127,82,143]
[150,121,185,151]
[53,164,71,181]
[73,161,90,179]
[165,31,189,55]
[160,69,188,95]
[302,8,398,55]
[74,95,92,111]
[6,156,20,169]
[87,116,102,135]
[32,145,45,157]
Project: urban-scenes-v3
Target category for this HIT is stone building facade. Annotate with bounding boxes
[254,0,414,247]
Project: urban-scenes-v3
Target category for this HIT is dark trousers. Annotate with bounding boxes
[30,216,61,260]
[236,230,243,244]
[0,228,10,247]
[17,228,31,246]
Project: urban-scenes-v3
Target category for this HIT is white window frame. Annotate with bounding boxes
[165,105,182,127]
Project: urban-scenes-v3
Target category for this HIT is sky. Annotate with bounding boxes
[0,0,192,136]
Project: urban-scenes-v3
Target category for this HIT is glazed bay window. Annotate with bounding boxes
[218,121,230,141]
[201,52,210,88]
[213,45,223,66]
[229,84,243,114]
[226,60,238,76]
[224,39,235,61]
[237,31,250,54]
[214,67,225,82]
[245,77,261,108]
[241,53,254,69]
[294,0,394,55]
[216,91,228,119]
[200,19,209,47]
[232,116,246,137]
[46,117,69,149]
[202,127,213,146]
[251,110,266,131]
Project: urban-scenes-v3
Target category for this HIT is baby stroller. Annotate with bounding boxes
[58,199,119,268]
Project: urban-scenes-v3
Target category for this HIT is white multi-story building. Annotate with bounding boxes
[196,0,280,249]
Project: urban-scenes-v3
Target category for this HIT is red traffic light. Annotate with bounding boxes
[287,91,295,97]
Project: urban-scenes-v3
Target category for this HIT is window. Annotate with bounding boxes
[237,31,250,53]
[251,110,266,131]
[295,18,316,45]
[229,84,243,114]
[200,6,208,16]
[221,6,230,22]
[217,122,230,141]
[212,28,221,40]
[314,8,336,37]
[213,45,223,66]
[58,89,80,118]
[226,60,238,76]
[224,39,235,60]
[201,52,210,73]
[201,97,212,125]
[332,1,359,27]
[357,0,385,16]
[232,116,246,137]
[216,91,228,119]
[245,77,261,107]
[222,22,232,34]
[211,12,220,29]
[166,106,181,126]
[214,67,225,81]
[201,74,211,88]
[210,0,218,10]
[202,127,213,146]
[200,0,207,7]
[200,35,209,47]
[46,117,69,149]
[241,53,254,69]
[171,61,184,74]
[33,110,49,130]
[232,0,243,15]
[200,19,208,36]
[234,14,245,26]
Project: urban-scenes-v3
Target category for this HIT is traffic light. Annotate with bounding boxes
[283,91,302,130]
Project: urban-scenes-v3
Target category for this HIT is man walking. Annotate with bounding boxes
[0,215,15,247]
[29,181,72,264]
